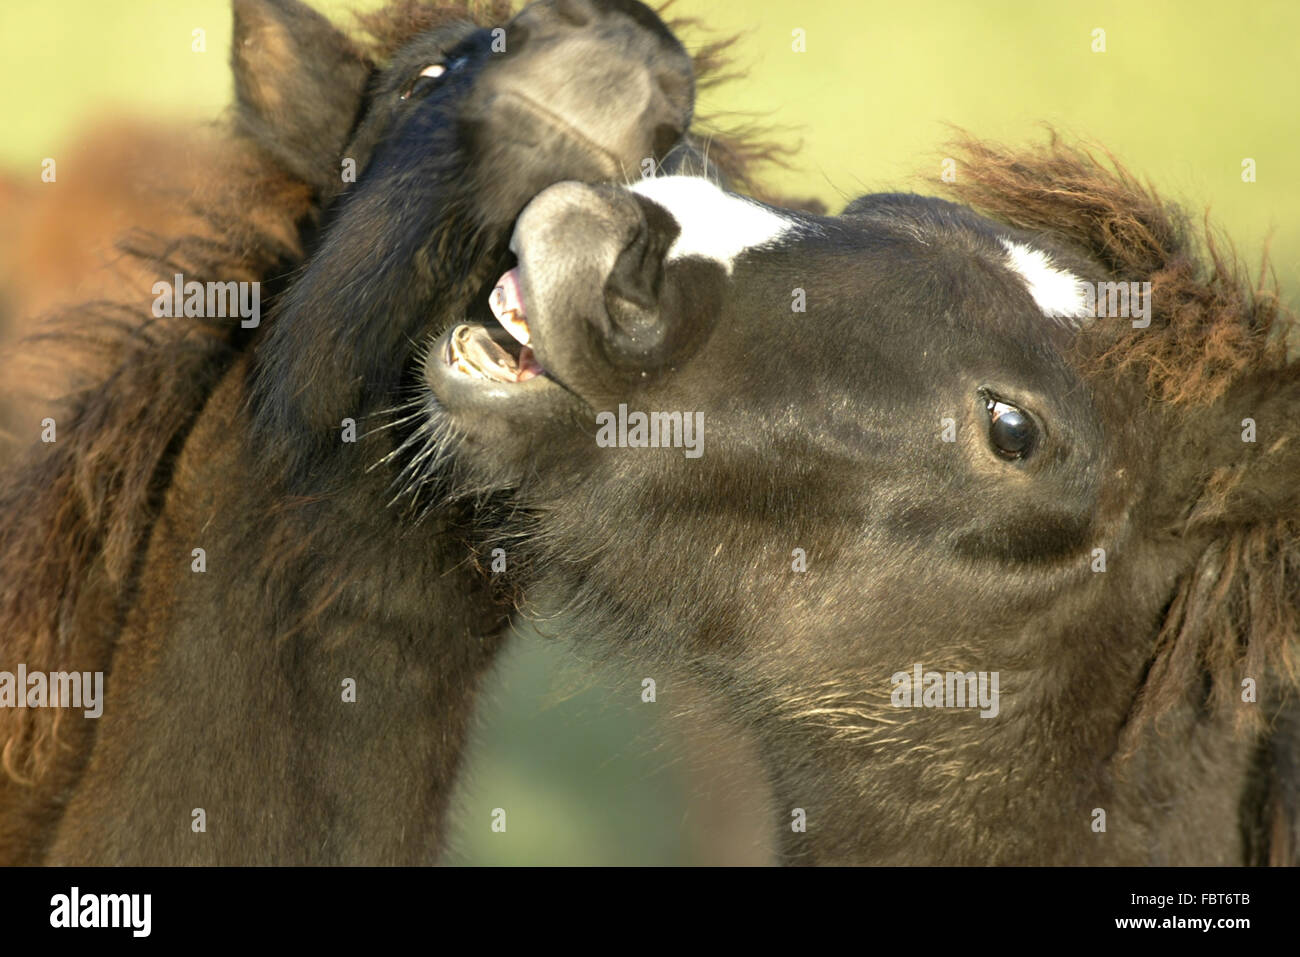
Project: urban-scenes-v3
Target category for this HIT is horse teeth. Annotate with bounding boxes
[446,322,530,382]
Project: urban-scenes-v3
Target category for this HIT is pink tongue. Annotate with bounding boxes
[517,346,543,379]
[489,268,529,345]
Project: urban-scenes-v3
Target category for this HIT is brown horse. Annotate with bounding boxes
[0,0,795,865]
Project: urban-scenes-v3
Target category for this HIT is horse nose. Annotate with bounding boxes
[510,181,716,403]
[482,0,695,169]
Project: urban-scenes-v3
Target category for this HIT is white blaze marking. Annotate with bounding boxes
[999,238,1091,325]
[631,175,796,273]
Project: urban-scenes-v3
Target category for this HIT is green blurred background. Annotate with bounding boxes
[1,0,1296,863]
[4,0,1298,282]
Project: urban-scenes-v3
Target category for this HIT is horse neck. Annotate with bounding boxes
[47,357,507,864]
[748,606,1258,865]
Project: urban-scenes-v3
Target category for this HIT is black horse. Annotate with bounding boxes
[427,146,1300,865]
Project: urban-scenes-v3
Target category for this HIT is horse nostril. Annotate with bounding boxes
[503,21,531,56]
[489,0,694,176]
[651,123,684,162]
[597,193,682,366]
[655,69,691,108]
[553,0,593,27]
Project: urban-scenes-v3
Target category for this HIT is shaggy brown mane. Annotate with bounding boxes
[0,0,805,786]
[942,131,1299,749]
[0,141,311,784]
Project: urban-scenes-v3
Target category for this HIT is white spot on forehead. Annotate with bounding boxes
[630,175,796,274]
[999,238,1092,326]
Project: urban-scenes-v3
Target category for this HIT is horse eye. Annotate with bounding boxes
[401,63,447,100]
[984,395,1037,459]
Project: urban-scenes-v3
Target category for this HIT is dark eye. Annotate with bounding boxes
[983,393,1038,459]
[401,62,447,100]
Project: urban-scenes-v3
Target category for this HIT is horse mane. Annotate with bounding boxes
[0,0,806,785]
[0,140,311,784]
[942,131,1299,744]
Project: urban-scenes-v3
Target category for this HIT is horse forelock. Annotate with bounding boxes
[942,129,1292,405]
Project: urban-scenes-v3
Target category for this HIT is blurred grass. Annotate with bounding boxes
[2,0,1296,863]
[443,625,773,865]
[442,629,695,866]
[3,0,1296,302]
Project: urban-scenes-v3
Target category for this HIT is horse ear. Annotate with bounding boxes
[1182,366,1300,530]
[231,0,372,196]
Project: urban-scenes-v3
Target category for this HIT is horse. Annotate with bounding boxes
[424,136,1300,864]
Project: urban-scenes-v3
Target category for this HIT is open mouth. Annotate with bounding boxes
[444,264,543,384]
